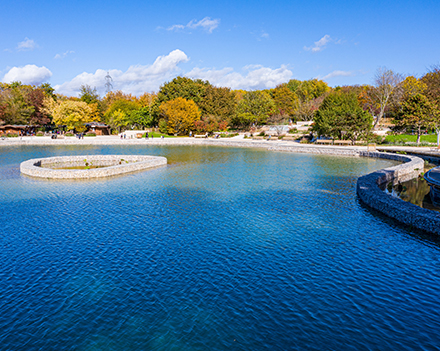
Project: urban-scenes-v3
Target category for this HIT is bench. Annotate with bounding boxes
[334,140,352,146]
[315,139,333,145]
[367,143,377,151]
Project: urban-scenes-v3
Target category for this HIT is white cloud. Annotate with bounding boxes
[167,17,220,33]
[320,70,355,80]
[54,50,75,59]
[186,64,292,90]
[54,49,189,96]
[17,37,37,51]
[3,64,52,85]
[304,34,331,52]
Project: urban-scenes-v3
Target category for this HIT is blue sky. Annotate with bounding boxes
[1,0,439,96]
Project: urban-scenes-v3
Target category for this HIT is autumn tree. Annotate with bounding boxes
[0,82,50,125]
[272,84,298,118]
[421,66,440,106]
[313,91,372,143]
[159,97,201,135]
[44,98,93,131]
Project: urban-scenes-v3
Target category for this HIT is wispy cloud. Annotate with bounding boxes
[261,31,270,39]
[54,50,75,59]
[304,34,332,53]
[166,17,220,33]
[320,70,356,80]
[3,64,52,85]
[17,37,37,51]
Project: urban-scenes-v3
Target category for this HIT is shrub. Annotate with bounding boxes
[36,131,44,136]
[65,132,74,137]
[7,133,19,138]
[85,132,96,137]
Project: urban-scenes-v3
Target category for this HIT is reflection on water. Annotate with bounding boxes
[386,164,440,212]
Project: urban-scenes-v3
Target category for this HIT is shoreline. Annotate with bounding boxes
[2,135,440,157]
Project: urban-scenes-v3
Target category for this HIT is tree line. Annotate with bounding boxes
[1,66,439,141]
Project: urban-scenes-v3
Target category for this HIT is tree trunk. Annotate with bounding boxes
[417,126,421,145]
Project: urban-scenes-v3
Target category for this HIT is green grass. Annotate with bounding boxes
[144,132,174,138]
[384,134,438,144]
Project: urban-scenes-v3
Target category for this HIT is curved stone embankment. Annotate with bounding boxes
[20,155,167,179]
[356,153,440,235]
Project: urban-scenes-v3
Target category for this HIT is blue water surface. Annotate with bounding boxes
[0,145,439,351]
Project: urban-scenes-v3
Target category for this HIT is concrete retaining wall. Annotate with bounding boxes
[20,155,167,179]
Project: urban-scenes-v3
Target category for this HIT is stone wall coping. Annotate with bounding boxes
[20,155,167,179]
[356,153,440,235]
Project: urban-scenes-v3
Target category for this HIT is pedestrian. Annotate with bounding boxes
[146,132,149,139]
[151,133,153,139]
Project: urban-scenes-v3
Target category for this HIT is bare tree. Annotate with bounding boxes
[371,67,404,128]
[267,113,288,136]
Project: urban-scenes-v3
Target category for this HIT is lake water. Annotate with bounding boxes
[1,145,440,351]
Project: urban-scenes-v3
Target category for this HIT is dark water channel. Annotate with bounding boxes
[386,163,440,212]
[1,145,440,351]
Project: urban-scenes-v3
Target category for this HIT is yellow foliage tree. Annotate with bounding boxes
[107,109,129,132]
[160,97,201,135]
[402,76,427,98]
[43,98,93,131]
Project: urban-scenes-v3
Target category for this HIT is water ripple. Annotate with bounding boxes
[0,146,439,350]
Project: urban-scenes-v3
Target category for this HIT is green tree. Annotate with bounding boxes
[156,76,209,105]
[232,90,275,129]
[396,93,438,145]
[104,99,141,128]
[198,85,237,122]
[313,91,372,142]
[79,85,100,104]
[159,97,201,135]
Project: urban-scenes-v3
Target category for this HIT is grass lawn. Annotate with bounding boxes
[145,132,174,138]
[384,134,438,144]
